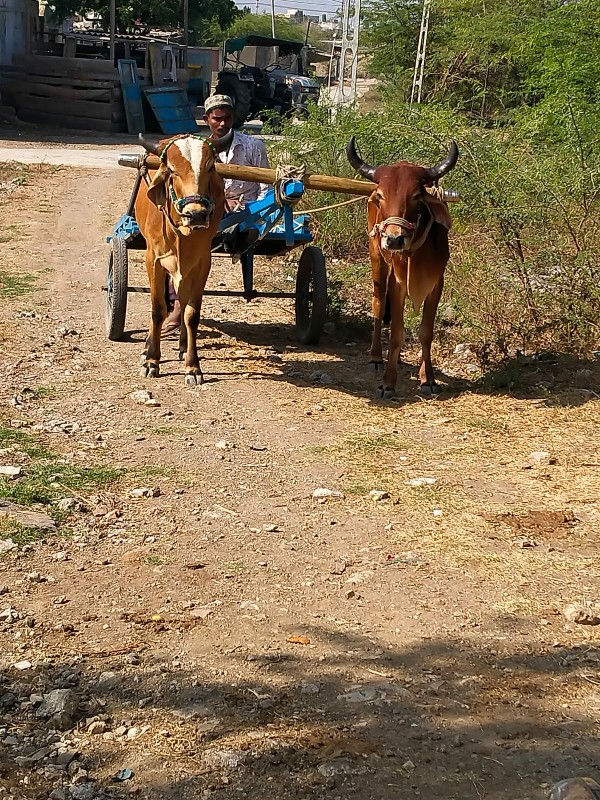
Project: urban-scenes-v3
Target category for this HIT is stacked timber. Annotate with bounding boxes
[2,55,125,133]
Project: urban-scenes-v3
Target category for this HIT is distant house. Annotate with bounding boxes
[282,9,320,24]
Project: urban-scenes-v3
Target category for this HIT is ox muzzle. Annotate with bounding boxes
[171,189,215,230]
[370,216,420,252]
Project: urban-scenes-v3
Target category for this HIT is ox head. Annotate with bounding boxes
[139,130,234,234]
[346,137,459,252]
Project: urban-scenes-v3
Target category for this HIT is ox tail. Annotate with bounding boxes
[383,294,391,325]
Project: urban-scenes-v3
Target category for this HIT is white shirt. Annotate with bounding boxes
[217,131,270,206]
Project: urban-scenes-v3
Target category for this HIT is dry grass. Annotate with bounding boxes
[302,382,600,617]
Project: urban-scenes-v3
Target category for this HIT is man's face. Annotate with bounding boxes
[205,108,234,138]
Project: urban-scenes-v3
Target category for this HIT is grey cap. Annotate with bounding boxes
[204,94,234,113]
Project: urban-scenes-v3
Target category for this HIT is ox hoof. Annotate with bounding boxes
[418,382,440,397]
[139,352,148,365]
[376,385,395,400]
[140,363,160,379]
[368,360,383,372]
[185,372,203,386]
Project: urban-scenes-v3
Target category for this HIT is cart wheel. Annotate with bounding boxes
[295,246,327,345]
[105,237,128,341]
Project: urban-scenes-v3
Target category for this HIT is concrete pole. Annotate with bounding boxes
[327,33,337,88]
[271,0,276,37]
[109,0,116,64]
[183,0,189,68]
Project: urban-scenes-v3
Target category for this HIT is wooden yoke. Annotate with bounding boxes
[142,154,377,197]
[133,154,460,200]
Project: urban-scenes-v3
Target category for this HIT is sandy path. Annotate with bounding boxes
[0,161,599,800]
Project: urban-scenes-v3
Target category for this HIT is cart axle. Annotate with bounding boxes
[103,286,298,300]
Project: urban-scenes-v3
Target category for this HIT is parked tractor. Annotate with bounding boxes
[213,34,320,128]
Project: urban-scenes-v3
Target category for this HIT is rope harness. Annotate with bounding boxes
[292,194,366,216]
[274,163,306,206]
[369,215,419,238]
[369,205,435,255]
[168,185,214,217]
[160,135,217,223]
[141,134,219,236]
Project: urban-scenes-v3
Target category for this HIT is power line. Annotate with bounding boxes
[239,0,339,6]
[248,3,339,12]
[250,3,340,17]
[237,0,340,10]
[253,7,336,15]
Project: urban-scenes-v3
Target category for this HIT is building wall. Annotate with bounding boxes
[0,0,36,66]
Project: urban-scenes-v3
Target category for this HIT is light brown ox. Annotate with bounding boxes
[346,137,459,398]
[136,130,233,385]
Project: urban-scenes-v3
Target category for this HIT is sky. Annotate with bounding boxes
[235,0,342,21]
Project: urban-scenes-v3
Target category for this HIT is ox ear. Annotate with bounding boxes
[147,163,169,209]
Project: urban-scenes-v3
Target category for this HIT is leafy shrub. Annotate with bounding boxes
[269,100,600,357]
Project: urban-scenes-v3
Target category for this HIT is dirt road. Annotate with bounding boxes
[0,159,599,800]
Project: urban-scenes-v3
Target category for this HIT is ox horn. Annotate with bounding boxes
[138,133,161,155]
[426,140,459,181]
[346,136,378,181]
[211,128,234,154]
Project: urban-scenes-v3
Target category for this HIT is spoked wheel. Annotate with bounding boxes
[105,237,128,341]
[295,245,327,345]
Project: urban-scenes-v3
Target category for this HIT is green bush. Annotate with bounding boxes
[270,100,600,357]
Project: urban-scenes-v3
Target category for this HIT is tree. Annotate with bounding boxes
[49,0,240,42]
[226,11,325,49]
[361,0,558,123]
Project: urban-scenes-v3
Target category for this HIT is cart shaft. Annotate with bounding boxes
[118,153,461,201]
[119,153,376,196]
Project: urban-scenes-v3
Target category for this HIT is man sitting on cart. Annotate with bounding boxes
[163,93,270,336]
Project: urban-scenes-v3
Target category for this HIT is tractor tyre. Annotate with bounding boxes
[214,75,252,128]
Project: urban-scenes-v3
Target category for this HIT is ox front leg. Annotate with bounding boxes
[369,246,388,371]
[179,265,209,386]
[379,277,406,399]
[417,277,444,396]
[141,255,167,378]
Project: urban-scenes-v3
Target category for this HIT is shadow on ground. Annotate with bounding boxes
[1,623,598,800]
[199,317,600,409]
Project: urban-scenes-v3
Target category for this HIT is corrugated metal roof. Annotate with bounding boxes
[70,29,185,44]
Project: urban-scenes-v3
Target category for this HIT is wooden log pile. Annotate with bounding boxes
[1,55,125,133]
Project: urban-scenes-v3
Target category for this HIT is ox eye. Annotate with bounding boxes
[374,193,384,206]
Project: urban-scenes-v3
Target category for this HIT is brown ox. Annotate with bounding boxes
[136,130,233,385]
[347,138,459,398]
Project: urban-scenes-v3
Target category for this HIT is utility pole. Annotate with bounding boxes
[331,0,361,108]
[109,0,115,64]
[183,0,189,69]
[271,0,276,37]
[327,30,338,89]
[410,0,431,104]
